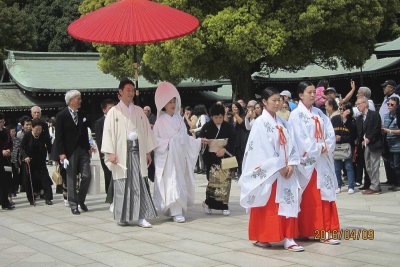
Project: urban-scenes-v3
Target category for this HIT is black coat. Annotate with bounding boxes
[356,109,383,153]
[55,108,90,158]
[0,129,8,167]
[94,115,105,154]
[20,131,47,169]
[39,121,52,153]
[0,128,12,167]
[331,115,357,149]
[199,121,235,168]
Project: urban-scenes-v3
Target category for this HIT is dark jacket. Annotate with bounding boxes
[20,131,47,169]
[39,121,52,153]
[0,128,12,167]
[331,115,357,149]
[0,129,8,167]
[229,115,249,152]
[199,121,235,168]
[356,109,383,153]
[55,107,90,158]
[94,115,105,154]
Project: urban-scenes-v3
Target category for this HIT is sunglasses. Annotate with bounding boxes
[387,103,396,107]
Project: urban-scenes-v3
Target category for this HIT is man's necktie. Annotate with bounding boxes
[73,111,78,125]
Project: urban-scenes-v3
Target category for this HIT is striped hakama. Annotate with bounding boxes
[113,140,157,223]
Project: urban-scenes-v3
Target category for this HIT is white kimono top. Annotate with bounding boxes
[239,110,301,218]
[288,101,337,202]
[153,82,202,215]
[101,101,156,180]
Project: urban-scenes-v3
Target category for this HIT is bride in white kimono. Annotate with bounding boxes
[239,87,303,252]
[288,81,340,245]
[153,82,205,223]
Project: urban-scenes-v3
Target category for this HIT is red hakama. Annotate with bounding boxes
[298,169,340,238]
[249,181,299,242]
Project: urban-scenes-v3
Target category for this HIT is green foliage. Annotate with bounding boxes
[376,0,400,41]
[0,0,36,65]
[79,0,400,99]
[25,0,92,52]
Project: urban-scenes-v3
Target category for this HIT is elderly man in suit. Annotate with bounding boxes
[55,90,92,215]
[94,99,115,203]
[356,96,383,195]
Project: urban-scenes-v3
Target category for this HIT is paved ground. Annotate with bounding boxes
[0,161,399,267]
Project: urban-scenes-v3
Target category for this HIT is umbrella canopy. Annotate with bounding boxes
[67,0,199,44]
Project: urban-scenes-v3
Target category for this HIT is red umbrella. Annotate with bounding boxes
[67,0,199,100]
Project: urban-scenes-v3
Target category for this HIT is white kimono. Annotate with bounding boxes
[153,82,202,216]
[239,110,301,218]
[101,101,156,180]
[288,101,337,202]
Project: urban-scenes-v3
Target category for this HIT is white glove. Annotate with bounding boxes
[63,159,69,169]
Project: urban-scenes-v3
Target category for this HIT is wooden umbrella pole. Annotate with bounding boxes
[133,45,140,106]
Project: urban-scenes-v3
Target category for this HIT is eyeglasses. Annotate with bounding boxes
[387,103,396,107]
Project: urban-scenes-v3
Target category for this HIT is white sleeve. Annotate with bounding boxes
[244,118,251,130]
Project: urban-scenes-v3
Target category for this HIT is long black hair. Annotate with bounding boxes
[261,87,279,101]
[232,101,245,116]
[193,104,208,116]
[297,81,314,96]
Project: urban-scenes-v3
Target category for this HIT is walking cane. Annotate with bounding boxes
[25,161,36,207]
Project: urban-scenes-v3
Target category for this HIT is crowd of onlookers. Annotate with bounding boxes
[0,106,55,210]
[1,78,400,211]
[178,78,400,195]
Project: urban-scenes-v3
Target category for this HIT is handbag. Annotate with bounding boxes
[221,150,238,170]
[3,158,12,172]
[333,143,352,160]
[51,165,63,185]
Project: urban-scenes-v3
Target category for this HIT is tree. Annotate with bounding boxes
[376,0,400,42]
[79,0,400,100]
[0,0,36,72]
[25,0,93,52]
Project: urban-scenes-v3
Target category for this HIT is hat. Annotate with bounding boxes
[381,80,397,88]
[280,90,291,98]
[154,82,181,118]
[325,87,337,94]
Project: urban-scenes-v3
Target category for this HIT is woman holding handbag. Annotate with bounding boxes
[199,104,235,216]
[331,102,357,194]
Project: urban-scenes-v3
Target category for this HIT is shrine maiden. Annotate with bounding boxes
[239,87,303,252]
[288,81,340,245]
[153,82,204,223]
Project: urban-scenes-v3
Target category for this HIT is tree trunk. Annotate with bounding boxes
[230,68,254,102]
